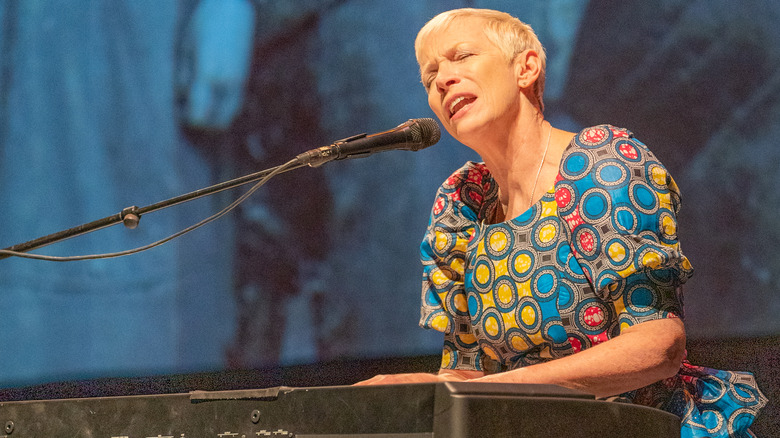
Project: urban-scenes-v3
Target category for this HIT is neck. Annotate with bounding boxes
[480,117,550,207]
[486,121,575,221]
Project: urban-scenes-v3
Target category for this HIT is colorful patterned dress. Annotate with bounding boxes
[419,125,767,437]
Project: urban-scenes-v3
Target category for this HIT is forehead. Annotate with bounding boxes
[417,17,493,64]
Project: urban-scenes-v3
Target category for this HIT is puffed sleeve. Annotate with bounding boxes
[556,126,693,328]
[420,162,495,370]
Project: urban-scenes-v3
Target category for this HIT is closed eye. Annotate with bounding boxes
[454,51,473,61]
[422,72,437,89]
[421,50,475,89]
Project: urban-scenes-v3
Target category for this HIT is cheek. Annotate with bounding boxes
[428,92,446,118]
[484,81,521,115]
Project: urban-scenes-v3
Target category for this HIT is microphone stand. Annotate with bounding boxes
[0,159,309,261]
[0,117,439,261]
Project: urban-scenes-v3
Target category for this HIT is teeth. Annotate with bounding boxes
[449,96,467,115]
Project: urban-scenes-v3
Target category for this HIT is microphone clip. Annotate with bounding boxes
[296,132,367,167]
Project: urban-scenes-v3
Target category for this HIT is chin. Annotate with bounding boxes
[449,118,483,141]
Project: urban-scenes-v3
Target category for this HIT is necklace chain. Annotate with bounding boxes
[527,124,552,209]
[497,124,553,217]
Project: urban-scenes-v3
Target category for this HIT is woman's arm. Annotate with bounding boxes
[355,318,685,397]
[473,318,686,398]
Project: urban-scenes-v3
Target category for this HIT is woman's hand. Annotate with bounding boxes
[353,373,445,386]
[354,369,484,386]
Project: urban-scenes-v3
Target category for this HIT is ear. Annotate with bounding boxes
[514,49,542,89]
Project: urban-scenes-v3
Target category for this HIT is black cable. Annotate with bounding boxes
[0,157,301,262]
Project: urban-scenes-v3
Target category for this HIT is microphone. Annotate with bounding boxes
[297,118,441,167]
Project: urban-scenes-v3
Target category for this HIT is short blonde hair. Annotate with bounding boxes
[415,8,547,111]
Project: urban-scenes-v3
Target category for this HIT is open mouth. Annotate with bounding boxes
[449,96,476,118]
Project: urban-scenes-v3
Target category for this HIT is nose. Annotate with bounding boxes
[435,62,460,94]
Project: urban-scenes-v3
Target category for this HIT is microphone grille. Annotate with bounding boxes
[412,118,442,150]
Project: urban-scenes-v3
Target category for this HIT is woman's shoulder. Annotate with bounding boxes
[560,124,664,179]
[441,161,492,188]
[569,124,639,151]
[434,161,497,221]
[438,161,495,200]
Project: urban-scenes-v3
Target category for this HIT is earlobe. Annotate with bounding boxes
[514,56,526,88]
[515,49,541,89]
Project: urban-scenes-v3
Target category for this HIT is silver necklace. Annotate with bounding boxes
[527,124,552,209]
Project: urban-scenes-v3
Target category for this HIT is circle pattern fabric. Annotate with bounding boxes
[421,125,690,368]
[419,125,765,437]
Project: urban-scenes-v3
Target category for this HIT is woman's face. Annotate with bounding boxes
[418,17,522,145]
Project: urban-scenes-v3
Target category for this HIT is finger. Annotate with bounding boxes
[353,375,386,386]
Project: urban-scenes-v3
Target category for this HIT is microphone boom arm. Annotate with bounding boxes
[0,161,306,261]
[0,118,440,261]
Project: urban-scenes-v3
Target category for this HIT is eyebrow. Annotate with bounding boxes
[419,45,461,75]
